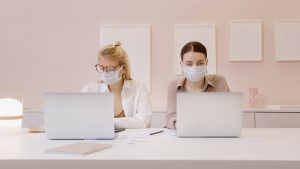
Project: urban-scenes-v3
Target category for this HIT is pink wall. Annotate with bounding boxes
[0,0,300,110]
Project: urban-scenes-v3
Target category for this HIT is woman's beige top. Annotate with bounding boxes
[166,75,230,129]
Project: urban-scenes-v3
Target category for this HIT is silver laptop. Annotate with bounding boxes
[176,92,243,138]
[44,93,114,140]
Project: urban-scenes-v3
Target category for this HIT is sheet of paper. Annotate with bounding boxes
[84,129,176,144]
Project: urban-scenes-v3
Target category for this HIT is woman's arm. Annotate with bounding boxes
[165,80,178,130]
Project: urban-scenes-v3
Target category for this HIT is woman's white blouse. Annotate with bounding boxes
[81,80,152,129]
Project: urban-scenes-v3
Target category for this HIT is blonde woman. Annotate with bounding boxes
[82,41,152,129]
[166,41,230,129]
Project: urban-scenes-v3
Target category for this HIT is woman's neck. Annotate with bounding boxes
[108,79,124,94]
[184,78,205,92]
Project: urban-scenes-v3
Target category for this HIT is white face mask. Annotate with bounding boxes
[182,65,207,82]
[99,67,123,85]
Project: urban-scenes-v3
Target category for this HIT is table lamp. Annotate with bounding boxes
[0,85,23,127]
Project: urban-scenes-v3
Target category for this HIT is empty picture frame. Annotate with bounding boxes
[174,24,216,75]
[276,20,300,61]
[100,25,151,91]
[230,20,262,61]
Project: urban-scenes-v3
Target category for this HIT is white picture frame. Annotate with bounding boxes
[100,25,151,91]
[174,24,216,75]
[276,20,300,61]
[230,20,262,61]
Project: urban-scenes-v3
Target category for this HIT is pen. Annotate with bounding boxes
[150,130,164,135]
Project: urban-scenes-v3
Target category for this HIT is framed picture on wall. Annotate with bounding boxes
[230,20,262,61]
[276,20,300,61]
[174,24,216,75]
[100,25,151,91]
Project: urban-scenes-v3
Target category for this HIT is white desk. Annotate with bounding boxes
[1,127,300,169]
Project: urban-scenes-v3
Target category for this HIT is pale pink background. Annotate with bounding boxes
[0,0,300,110]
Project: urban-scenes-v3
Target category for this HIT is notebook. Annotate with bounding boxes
[45,143,112,155]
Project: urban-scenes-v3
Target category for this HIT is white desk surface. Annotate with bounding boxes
[1,127,300,169]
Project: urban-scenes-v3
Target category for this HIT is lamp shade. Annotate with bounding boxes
[0,98,23,126]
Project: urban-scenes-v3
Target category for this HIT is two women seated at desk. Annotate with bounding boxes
[82,41,230,130]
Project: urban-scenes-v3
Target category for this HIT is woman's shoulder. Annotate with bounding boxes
[205,74,230,91]
[124,79,142,86]
[123,79,143,89]
[206,74,227,83]
[123,79,150,94]
[167,76,185,91]
[168,78,178,86]
[81,81,107,92]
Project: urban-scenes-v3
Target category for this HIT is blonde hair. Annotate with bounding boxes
[98,41,132,80]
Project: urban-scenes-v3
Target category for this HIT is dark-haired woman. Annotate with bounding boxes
[165,41,230,129]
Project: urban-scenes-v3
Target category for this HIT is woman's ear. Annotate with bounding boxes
[205,59,208,65]
[119,66,125,77]
[180,61,185,75]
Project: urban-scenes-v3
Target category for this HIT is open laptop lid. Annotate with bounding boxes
[176,92,243,138]
[44,92,114,140]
